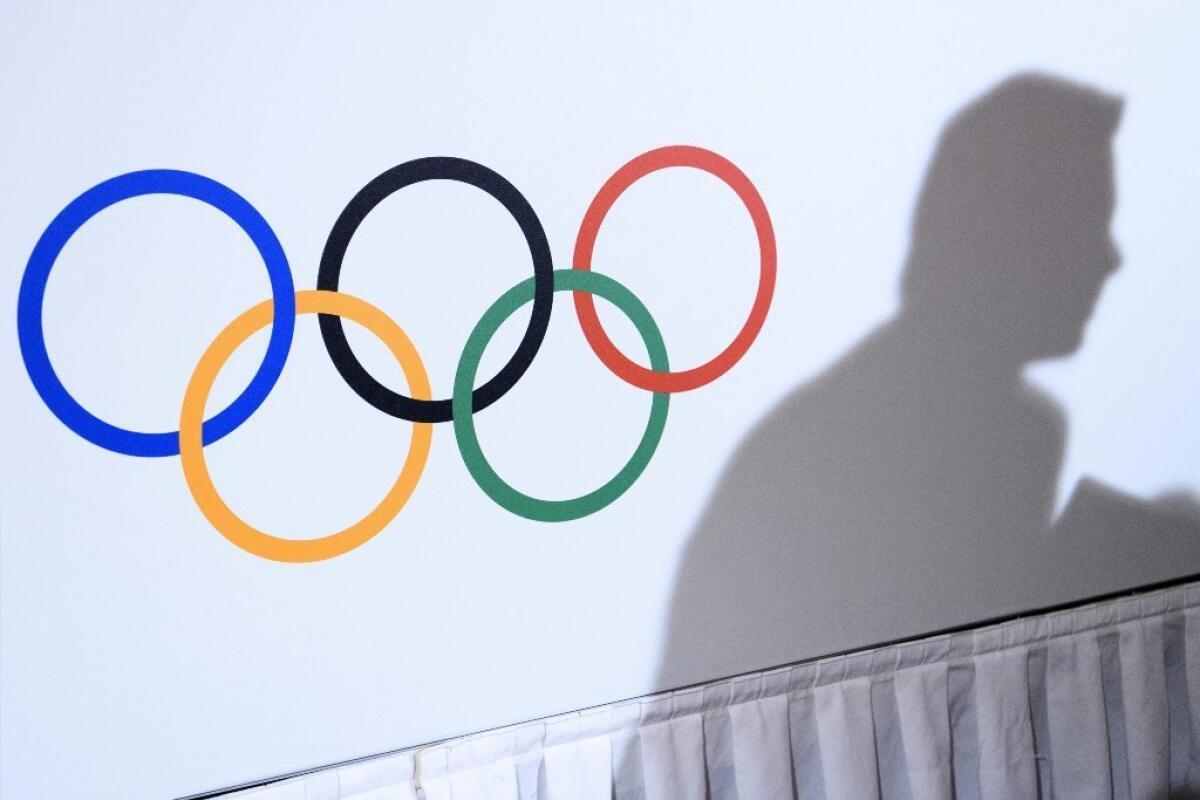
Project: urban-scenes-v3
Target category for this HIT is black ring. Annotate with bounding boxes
[317,157,554,423]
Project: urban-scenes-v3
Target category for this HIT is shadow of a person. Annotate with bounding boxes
[654,72,1200,694]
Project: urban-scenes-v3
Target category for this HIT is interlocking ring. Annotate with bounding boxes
[180,290,432,563]
[17,170,296,457]
[18,147,775,562]
[573,145,777,393]
[317,157,553,423]
[453,269,669,522]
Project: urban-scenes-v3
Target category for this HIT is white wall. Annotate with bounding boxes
[2,2,1198,798]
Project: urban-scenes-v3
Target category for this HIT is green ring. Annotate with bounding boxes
[452,269,670,522]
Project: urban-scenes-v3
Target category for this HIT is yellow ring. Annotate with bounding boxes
[179,290,432,563]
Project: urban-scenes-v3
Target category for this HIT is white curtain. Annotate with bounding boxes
[227,580,1200,800]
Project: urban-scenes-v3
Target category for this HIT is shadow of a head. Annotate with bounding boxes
[903,73,1123,364]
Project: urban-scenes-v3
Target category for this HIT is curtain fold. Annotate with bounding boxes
[227,580,1200,800]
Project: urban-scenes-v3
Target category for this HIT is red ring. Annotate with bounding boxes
[572,145,777,393]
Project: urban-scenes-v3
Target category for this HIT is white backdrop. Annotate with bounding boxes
[2,3,1199,798]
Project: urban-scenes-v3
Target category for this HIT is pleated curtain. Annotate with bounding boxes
[227,580,1200,800]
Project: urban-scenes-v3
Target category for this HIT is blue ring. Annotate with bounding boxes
[17,170,296,457]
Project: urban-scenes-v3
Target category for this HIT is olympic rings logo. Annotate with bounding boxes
[17,146,776,562]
